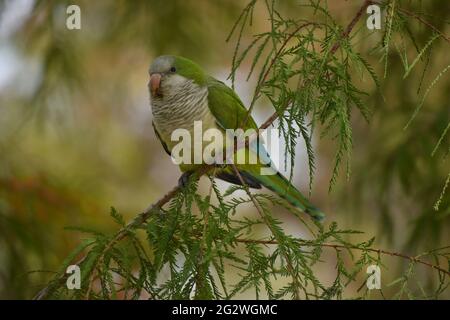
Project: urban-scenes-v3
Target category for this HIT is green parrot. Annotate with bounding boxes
[148,55,325,221]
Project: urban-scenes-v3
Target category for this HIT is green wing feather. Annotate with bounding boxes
[207,77,257,130]
[206,76,325,221]
[152,121,171,155]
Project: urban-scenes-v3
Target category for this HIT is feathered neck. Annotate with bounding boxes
[151,76,209,137]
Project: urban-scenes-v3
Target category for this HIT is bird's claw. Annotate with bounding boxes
[178,171,193,188]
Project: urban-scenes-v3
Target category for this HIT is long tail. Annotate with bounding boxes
[244,168,325,221]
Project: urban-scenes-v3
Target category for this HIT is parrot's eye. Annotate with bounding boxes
[170,67,177,73]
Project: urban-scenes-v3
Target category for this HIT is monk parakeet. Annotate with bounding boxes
[148,55,324,221]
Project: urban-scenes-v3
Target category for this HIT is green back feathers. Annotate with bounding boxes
[207,77,258,130]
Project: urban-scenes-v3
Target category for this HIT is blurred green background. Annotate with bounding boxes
[0,0,448,299]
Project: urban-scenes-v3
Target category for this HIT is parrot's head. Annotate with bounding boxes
[148,55,207,99]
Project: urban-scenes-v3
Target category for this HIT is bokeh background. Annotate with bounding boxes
[0,0,448,299]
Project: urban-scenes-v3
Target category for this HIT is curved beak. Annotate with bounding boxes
[149,73,162,97]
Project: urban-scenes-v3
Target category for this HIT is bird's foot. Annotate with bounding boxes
[178,171,194,188]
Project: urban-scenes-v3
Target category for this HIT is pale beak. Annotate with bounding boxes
[150,73,162,97]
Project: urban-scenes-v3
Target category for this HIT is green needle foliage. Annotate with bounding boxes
[39,179,449,299]
[33,0,449,300]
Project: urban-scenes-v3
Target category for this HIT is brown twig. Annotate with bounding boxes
[34,167,212,300]
[259,98,293,131]
[35,189,177,299]
[244,1,372,129]
[241,22,317,127]
[330,0,373,54]
[396,7,450,44]
[235,238,450,276]
[84,183,183,299]
[370,0,450,44]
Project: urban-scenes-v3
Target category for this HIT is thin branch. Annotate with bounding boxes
[235,238,450,276]
[230,163,304,299]
[241,22,317,127]
[34,166,212,300]
[371,0,450,44]
[330,0,373,54]
[259,98,293,130]
[397,7,450,44]
[244,0,373,132]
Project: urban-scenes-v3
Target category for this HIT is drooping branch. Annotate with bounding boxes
[231,163,305,299]
[235,238,450,276]
[397,7,450,44]
[330,0,373,54]
[241,22,318,127]
[371,0,450,44]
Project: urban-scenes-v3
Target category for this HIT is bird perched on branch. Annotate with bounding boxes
[148,55,324,221]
